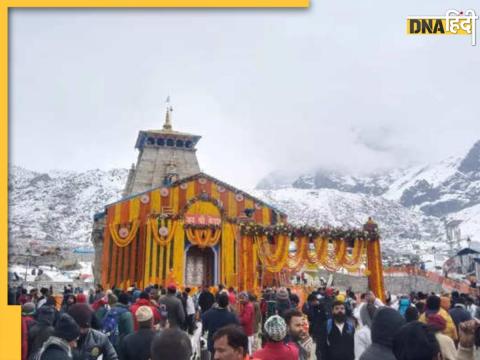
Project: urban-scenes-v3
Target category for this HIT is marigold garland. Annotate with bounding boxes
[109,220,139,248]
[186,227,221,248]
[149,217,177,246]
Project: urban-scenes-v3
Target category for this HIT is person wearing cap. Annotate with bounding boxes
[130,291,161,331]
[238,292,255,354]
[317,300,355,360]
[68,303,118,360]
[21,302,37,360]
[120,306,156,360]
[158,284,185,328]
[252,315,299,360]
[275,287,292,318]
[202,292,240,354]
[35,313,80,360]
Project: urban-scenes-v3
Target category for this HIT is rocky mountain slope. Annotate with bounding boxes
[8,167,127,255]
[254,140,480,257]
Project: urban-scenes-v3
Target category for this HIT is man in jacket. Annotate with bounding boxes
[202,292,239,354]
[317,300,355,360]
[158,285,185,328]
[68,303,118,360]
[36,313,80,360]
[130,291,161,330]
[359,307,406,360]
[120,306,156,360]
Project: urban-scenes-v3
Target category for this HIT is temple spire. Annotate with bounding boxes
[163,96,173,130]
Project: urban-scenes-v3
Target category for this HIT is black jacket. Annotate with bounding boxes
[201,307,239,352]
[119,328,156,360]
[316,320,355,360]
[74,328,118,360]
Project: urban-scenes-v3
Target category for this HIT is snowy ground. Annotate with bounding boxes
[9,261,93,283]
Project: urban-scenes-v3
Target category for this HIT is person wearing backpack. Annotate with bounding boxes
[120,306,157,360]
[68,303,118,360]
[102,293,134,356]
[317,300,355,360]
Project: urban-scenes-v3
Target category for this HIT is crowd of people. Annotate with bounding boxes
[13,282,480,360]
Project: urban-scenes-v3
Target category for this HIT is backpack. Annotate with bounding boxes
[101,306,128,346]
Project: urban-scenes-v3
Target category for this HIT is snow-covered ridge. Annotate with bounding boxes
[8,166,127,253]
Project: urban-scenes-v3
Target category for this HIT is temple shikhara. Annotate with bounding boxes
[91,102,386,299]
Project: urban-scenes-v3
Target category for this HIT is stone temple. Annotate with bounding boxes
[91,104,284,289]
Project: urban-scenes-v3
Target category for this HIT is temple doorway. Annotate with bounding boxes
[185,246,215,286]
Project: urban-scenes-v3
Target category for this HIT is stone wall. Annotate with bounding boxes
[316,270,443,294]
[130,147,200,195]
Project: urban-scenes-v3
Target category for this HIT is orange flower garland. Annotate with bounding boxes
[149,217,177,246]
[109,220,139,247]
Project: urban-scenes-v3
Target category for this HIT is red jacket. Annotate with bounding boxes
[239,302,255,336]
[21,316,35,360]
[130,298,161,330]
[253,342,299,360]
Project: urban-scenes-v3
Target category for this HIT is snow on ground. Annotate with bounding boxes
[9,261,93,283]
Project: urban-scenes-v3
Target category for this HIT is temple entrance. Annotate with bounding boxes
[185,246,215,286]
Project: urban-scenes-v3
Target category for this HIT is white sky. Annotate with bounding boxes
[9,1,480,190]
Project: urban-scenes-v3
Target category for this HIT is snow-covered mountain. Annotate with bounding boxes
[254,140,480,255]
[8,140,480,262]
[8,166,127,254]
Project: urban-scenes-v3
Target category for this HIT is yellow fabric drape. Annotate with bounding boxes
[173,220,185,285]
[143,221,152,286]
[222,223,236,287]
